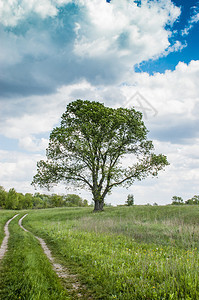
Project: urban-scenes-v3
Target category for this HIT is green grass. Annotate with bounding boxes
[0,214,70,300]
[22,206,199,299]
[0,210,17,245]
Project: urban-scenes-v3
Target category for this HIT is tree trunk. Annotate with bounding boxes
[93,199,104,212]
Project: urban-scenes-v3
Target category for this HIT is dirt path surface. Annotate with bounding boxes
[0,214,19,261]
[19,214,90,299]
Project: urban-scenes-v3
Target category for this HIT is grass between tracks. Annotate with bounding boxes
[0,215,70,300]
[22,206,199,300]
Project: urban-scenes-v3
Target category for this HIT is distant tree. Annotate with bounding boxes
[126,194,134,206]
[0,186,6,208]
[104,202,113,207]
[50,194,64,207]
[171,196,184,205]
[23,193,33,209]
[83,199,89,207]
[185,195,199,205]
[5,188,19,210]
[32,100,169,212]
[64,194,85,207]
[17,193,25,210]
[33,193,46,209]
[153,202,158,206]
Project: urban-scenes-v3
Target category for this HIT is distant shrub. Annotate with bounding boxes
[126,194,134,206]
[185,195,199,205]
[171,196,184,205]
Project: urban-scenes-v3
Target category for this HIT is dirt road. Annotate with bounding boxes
[0,214,19,260]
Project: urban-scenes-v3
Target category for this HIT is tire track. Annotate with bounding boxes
[0,214,19,261]
[19,214,91,299]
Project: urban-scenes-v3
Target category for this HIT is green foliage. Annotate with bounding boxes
[0,186,88,210]
[23,206,199,299]
[64,194,88,207]
[125,194,134,206]
[171,196,184,205]
[185,195,199,205]
[5,188,19,210]
[32,100,169,211]
[0,186,6,208]
[171,195,199,206]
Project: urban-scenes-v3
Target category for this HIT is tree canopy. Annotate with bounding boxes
[32,100,169,211]
[0,186,88,210]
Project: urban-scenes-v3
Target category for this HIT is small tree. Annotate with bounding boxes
[32,100,169,211]
[171,196,184,205]
[126,194,134,206]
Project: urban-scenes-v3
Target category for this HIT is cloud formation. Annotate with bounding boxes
[1,0,199,205]
[0,0,73,26]
[0,0,181,98]
[181,3,199,36]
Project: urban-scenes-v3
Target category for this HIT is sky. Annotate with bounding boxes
[0,0,199,205]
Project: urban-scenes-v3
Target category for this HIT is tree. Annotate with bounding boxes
[171,196,184,205]
[64,194,84,207]
[185,195,199,205]
[0,186,6,208]
[50,194,64,207]
[5,188,19,210]
[126,194,134,206]
[32,100,169,211]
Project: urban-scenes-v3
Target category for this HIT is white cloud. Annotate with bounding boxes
[0,150,43,185]
[160,40,187,57]
[0,0,73,26]
[0,0,183,97]
[19,136,48,152]
[122,60,199,121]
[181,4,199,36]
[74,0,181,64]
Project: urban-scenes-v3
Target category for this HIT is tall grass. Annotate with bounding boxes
[23,206,199,299]
[0,214,70,300]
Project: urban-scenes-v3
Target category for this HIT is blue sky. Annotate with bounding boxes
[135,0,199,74]
[0,0,199,205]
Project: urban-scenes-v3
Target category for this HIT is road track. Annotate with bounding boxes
[0,214,19,261]
[18,214,88,298]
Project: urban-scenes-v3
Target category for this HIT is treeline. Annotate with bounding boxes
[0,186,89,210]
[171,195,199,205]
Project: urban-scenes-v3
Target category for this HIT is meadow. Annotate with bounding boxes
[1,206,199,299]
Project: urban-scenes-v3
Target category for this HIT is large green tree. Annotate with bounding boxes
[32,100,168,211]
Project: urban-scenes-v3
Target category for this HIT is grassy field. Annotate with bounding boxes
[1,206,199,299]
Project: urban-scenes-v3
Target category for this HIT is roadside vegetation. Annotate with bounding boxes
[21,206,199,299]
[0,214,70,300]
